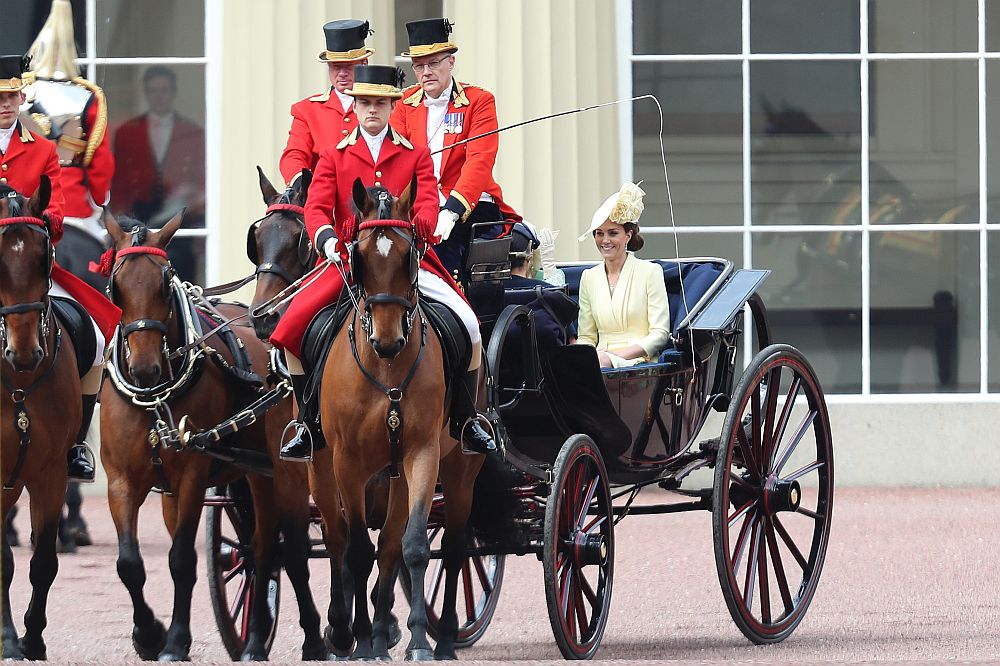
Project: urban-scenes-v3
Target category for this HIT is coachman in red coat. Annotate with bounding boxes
[271,64,496,460]
[1,53,121,482]
[391,18,523,279]
[278,19,376,186]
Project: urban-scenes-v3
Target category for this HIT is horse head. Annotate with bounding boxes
[248,166,314,341]
[351,176,419,359]
[102,209,183,388]
[0,178,54,372]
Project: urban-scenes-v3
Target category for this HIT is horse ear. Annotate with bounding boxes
[25,175,51,217]
[257,165,279,204]
[298,169,312,204]
[154,209,185,247]
[396,175,417,220]
[352,178,373,218]
[103,208,125,245]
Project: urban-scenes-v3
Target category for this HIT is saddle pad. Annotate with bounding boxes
[421,299,471,385]
[51,296,95,378]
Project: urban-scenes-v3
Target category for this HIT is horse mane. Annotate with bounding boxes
[115,215,150,243]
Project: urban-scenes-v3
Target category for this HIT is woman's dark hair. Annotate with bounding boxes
[622,222,644,252]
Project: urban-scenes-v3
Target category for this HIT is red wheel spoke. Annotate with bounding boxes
[772,515,808,570]
[582,513,607,534]
[472,555,494,593]
[427,556,446,607]
[728,498,756,529]
[785,459,824,482]
[750,385,763,470]
[742,517,761,609]
[735,424,761,478]
[575,477,599,531]
[756,520,771,624]
[223,560,246,583]
[796,505,823,520]
[761,367,781,466]
[731,505,756,574]
[229,575,248,619]
[560,562,573,625]
[578,570,598,608]
[241,577,254,639]
[572,571,590,639]
[774,410,817,475]
[768,376,802,468]
[462,559,476,623]
[764,515,794,616]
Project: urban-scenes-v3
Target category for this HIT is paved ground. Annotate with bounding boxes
[5,487,1000,663]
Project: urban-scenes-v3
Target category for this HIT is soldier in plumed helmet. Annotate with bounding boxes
[279,19,375,187]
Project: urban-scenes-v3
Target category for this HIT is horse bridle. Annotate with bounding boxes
[352,215,423,343]
[0,216,55,357]
[107,227,176,360]
[246,190,316,285]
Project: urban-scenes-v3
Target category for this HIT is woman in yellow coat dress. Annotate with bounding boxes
[576,182,671,368]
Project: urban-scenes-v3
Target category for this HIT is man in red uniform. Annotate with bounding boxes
[278,19,375,187]
[391,18,522,279]
[21,0,114,241]
[0,54,121,482]
[270,65,496,460]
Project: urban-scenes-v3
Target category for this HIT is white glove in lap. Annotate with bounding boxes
[322,237,341,263]
[435,209,460,241]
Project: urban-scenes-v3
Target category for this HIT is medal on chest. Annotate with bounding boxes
[443,112,464,134]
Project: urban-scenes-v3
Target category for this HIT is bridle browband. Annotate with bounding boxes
[353,218,423,343]
[0,216,54,358]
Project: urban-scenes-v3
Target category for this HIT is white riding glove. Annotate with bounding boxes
[435,209,460,241]
[537,228,565,286]
[322,237,342,263]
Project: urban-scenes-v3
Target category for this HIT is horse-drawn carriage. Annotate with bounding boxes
[207,212,834,659]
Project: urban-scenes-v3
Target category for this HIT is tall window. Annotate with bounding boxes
[623,0,1000,396]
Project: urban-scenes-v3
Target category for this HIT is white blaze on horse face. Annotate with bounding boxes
[376,234,393,258]
[11,239,24,254]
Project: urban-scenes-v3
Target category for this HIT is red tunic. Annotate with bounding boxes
[390,80,521,223]
[62,87,115,218]
[1,123,120,341]
[278,89,359,186]
[270,124,463,358]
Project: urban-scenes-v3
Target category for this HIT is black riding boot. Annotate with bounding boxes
[67,394,97,483]
[450,368,496,455]
[279,374,326,462]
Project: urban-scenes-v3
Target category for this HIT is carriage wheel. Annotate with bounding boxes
[712,344,834,644]
[399,498,506,648]
[542,434,614,660]
[205,483,281,660]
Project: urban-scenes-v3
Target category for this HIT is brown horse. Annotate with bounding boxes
[0,179,81,660]
[319,179,484,660]
[98,211,329,661]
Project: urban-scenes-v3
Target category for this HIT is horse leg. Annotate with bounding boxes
[2,490,24,659]
[371,478,409,660]
[19,478,65,660]
[109,478,165,660]
[337,470,376,660]
[309,455,353,656]
[158,481,206,661]
[401,450,441,662]
[432,453,482,660]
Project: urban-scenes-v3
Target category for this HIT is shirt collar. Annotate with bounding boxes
[335,88,354,113]
[0,124,16,140]
[360,124,389,144]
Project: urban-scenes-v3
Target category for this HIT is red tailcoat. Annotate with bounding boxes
[62,87,115,218]
[270,125,463,358]
[1,123,120,341]
[110,113,206,217]
[390,80,521,223]
[279,89,359,186]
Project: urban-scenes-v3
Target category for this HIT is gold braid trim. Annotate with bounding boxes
[71,77,107,167]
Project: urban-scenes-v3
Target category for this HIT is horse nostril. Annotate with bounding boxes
[32,347,43,364]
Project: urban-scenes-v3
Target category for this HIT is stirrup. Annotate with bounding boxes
[279,420,314,462]
[68,443,97,484]
[459,413,497,456]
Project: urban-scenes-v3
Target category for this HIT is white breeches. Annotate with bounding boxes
[48,281,106,368]
[64,211,107,241]
[418,268,481,370]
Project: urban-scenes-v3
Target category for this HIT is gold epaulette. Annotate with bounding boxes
[401,85,423,107]
[389,127,413,150]
[308,90,332,103]
[71,77,107,167]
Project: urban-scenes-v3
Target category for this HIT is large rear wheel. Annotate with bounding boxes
[542,434,614,660]
[205,482,281,660]
[712,344,834,644]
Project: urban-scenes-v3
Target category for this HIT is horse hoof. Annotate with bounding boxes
[301,638,332,661]
[433,647,458,661]
[404,648,435,661]
[17,636,45,661]
[323,624,353,657]
[132,620,167,660]
[57,537,77,554]
[157,651,191,662]
[69,525,92,547]
[240,650,268,662]
[387,620,402,650]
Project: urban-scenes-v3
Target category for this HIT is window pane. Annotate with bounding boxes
[8,0,87,57]
[871,61,978,223]
[751,0,859,54]
[989,0,1000,51]
[870,0,978,53]
[167,236,206,286]
[754,231,862,393]
[102,63,206,247]
[395,0,444,58]
[97,0,204,57]
[634,62,742,227]
[987,232,1000,390]
[988,61,1000,222]
[871,231,978,393]
[639,232,742,265]
[633,0,740,55]
[750,61,861,226]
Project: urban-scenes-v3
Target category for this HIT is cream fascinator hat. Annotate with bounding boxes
[579,181,645,242]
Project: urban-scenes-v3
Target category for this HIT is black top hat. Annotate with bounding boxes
[346,65,405,99]
[401,18,457,58]
[318,19,375,63]
[0,55,31,93]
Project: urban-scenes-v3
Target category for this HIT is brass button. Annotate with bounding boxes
[0,177,6,183]
[1,164,7,171]
[375,171,382,177]
[344,116,351,123]
[342,129,349,135]
[374,181,381,187]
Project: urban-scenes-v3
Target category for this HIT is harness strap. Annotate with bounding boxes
[147,410,173,496]
[347,309,427,478]
[182,380,292,450]
[199,272,258,297]
[2,327,62,490]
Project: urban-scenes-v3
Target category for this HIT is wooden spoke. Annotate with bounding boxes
[735,424,761,479]
[572,571,590,639]
[223,560,245,583]
[761,367,781,466]
[576,477,599,531]
[785,459,825,482]
[462,559,476,622]
[768,376,802,468]
[742,518,762,609]
[764,515,794,616]
[757,521,771,625]
[731,506,756,573]
[427,557,446,608]
[771,515,808,571]
[796,506,823,521]
[773,410,817,475]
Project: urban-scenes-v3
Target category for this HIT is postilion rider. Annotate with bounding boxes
[390,18,522,279]
[268,65,497,461]
[279,19,375,187]
[0,54,120,482]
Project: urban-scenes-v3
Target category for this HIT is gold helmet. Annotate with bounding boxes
[27,0,80,81]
